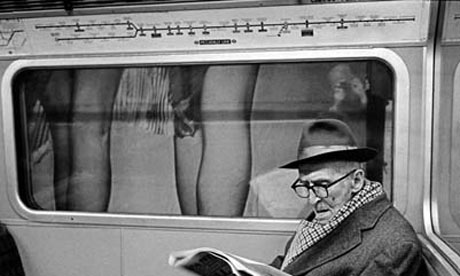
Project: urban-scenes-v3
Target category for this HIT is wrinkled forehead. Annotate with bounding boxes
[298,161,338,176]
[298,160,358,176]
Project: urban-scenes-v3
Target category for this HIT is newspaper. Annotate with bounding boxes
[168,247,290,276]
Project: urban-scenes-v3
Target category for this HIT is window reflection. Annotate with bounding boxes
[13,60,393,218]
[435,62,460,256]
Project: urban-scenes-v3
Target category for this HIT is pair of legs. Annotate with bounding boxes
[26,69,121,211]
[175,65,259,216]
[26,65,258,216]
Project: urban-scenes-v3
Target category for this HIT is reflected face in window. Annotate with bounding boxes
[298,165,355,224]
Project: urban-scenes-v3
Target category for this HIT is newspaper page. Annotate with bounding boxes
[168,247,290,276]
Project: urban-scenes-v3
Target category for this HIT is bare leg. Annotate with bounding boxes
[39,70,72,210]
[67,69,122,211]
[197,65,258,216]
[174,131,202,215]
[172,66,207,215]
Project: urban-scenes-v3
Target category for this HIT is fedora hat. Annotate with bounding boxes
[280,119,377,169]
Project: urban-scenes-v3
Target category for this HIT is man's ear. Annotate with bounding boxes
[351,169,365,193]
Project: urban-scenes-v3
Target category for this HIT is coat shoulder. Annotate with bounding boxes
[363,203,421,251]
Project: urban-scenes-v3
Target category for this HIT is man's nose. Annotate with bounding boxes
[308,191,321,205]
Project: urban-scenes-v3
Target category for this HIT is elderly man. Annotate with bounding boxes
[271,119,423,275]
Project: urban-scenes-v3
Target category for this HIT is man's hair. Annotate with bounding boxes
[327,161,366,196]
[327,160,364,174]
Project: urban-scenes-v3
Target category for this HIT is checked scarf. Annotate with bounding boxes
[281,180,384,270]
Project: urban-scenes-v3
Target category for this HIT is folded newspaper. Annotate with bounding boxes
[168,247,290,276]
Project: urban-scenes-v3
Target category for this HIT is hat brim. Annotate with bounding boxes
[280,148,378,169]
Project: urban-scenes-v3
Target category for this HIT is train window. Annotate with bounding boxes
[434,61,460,256]
[12,60,393,219]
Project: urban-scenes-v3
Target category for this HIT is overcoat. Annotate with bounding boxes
[271,195,423,276]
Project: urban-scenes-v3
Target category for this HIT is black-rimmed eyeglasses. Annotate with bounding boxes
[291,169,358,198]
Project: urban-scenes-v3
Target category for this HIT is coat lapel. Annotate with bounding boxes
[283,195,391,276]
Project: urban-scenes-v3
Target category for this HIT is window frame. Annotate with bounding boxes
[425,52,460,273]
[2,48,409,231]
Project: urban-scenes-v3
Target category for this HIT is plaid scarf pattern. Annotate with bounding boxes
[281,180,384,270]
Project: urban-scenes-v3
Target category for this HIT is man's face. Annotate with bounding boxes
[298,165,355,224]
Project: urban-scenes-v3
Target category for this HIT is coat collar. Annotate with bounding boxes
[283,194,391,276]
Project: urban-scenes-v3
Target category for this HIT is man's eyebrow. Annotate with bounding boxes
[311,179,330,184]
[308,176,331,183]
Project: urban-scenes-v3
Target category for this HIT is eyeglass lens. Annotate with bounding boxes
[293,185,328,198]
[292,169,357,198]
